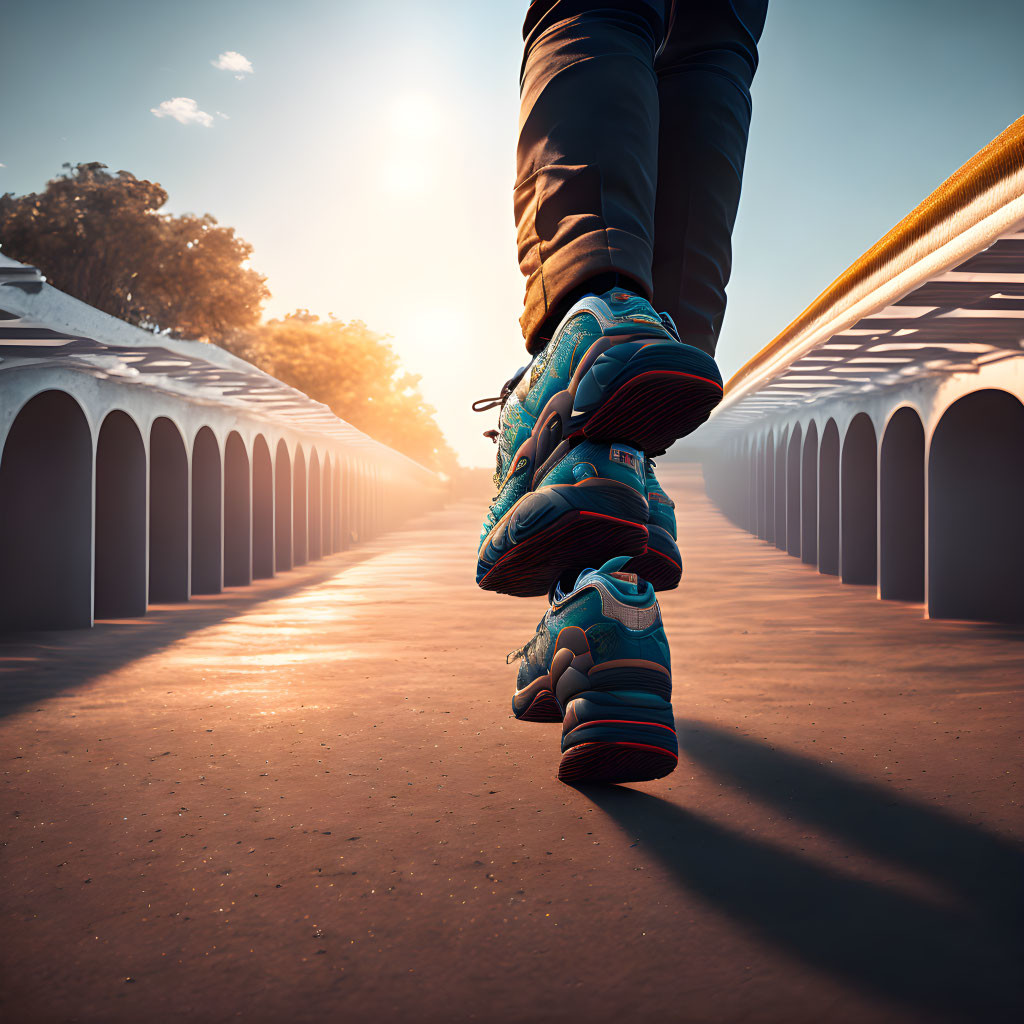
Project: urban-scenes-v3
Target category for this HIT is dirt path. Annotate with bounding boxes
[2,465,1021,1023]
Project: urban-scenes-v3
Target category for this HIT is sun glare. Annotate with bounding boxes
[389,92,442,141]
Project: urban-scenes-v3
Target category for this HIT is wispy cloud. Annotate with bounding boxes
[150,97,214,127]
[212,51,253,79]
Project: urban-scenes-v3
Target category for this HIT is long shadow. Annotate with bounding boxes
[0,531,412,720]
[676,719,1024,924]
[575,729,1024,1021]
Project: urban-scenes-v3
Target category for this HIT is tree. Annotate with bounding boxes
[228,312,456,472]
[0,162,268,342]
[0,163,455,469]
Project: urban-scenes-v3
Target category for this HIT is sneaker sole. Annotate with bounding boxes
[583,369,722,454]
[515,688,562,722]
[624,525,682,591]
[558,740,678,784]
[478,510,647,597]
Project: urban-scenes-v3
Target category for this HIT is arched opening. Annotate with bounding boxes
[343,459,354,548]
[95,410,147,618]
[364,462,372,540]
[786,424,802,558]
[322,454,333,554]
[275,440,292,571]
[818,420,840,576]
[367,465,378,539]
[191,427,222,594]
[333,461,342,551]
[224,432,251,587]
[0,390,93,629]
[749,440,757,532]
[764,432,775,545]
[748,442,758,536]
[375,466,383,534]
[880,408,924,602]
[754,437,764,539]
[929,390,1024,622]
[150,418,189,603]
[841,413,877,586]
[774,426,787,551]
[293,446,308,565]
[801,421,818,566]
[308,449,322,560]
[354,462,365,543]
[252,435,274,579]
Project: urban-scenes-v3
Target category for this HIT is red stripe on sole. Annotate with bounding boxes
[625,546,683,591]
[583,370,723,453]
[563,718,677,738]
[479,511,647,598]
[557,741,678,784]
[516,690,562,723]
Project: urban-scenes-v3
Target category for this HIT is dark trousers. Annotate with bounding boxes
[516,0,769,354]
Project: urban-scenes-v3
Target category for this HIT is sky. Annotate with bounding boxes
[2,0,1022,466]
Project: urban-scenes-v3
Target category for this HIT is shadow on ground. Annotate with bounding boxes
[0,536,397,720]
[575,720,1024,1023]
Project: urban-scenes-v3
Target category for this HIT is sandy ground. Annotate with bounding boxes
[1,464,1021,1024]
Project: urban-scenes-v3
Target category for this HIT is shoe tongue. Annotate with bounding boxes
[574,556,641,595]
[597,286,663,324]
[597,555,633,575]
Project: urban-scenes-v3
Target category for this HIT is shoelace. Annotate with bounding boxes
[506,615,546,664]
[471,361,532,442]
[645,456,676,508]
[473,305,677,439]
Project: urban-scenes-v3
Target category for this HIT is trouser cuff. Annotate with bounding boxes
[519,227,653,352]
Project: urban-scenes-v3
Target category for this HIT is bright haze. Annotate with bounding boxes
[2,0,1022,466]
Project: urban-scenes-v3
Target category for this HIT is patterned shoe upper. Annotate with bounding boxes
[510,556,670,694]
[645,459,677,541]
[476,288,675,546]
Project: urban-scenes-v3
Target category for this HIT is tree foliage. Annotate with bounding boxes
[0,162,268,342]
[0,162,454,469]
[228,312,455,472]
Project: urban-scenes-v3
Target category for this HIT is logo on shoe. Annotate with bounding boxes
[609,444,642,472]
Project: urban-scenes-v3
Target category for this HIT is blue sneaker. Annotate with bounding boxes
[475,286,721,593]
[624,459,682,591]
[508,556,678,784]
[476,440,649,596]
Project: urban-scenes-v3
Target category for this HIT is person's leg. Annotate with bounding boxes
[651,1,768,357]
[516,0,670,352]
